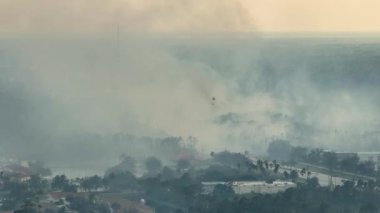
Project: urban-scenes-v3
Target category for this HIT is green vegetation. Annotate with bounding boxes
[268,140,379,178]
[3,149,380,212]
[145,157,163,175]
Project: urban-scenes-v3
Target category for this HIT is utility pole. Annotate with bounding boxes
[328,175,334,190]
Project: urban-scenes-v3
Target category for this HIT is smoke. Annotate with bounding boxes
[1,36,380,163]
[1,0,380,168]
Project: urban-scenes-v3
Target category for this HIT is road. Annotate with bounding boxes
[280,165,346,187]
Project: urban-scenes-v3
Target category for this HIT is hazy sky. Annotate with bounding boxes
[1,0,380,35]
[1,0,380,160]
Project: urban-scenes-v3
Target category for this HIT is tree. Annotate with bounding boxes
[66,196,89,212]
[28,175,49,194]
[51,174,77,192]
[212,151,253,169]
[63,183,78,193]
[267,140,293,161]
[145,157,163,174]
[257,160,265,172]
[14,199,38,213]
[357,161,375,175]
[300,168,306,176]
[283,171,290,179]
[290,146,308,162]
[359,203,378,213]
[307,149,323,164]
[274,164,280,173]
[97,203,112,213]
[307,171,311,179]
[357,179,365,188]
[340,154,360,171]
[111,202,121,212]
[366,180,376,191]
[106,156,137,176]
[81,175,103,191]
[306,177,319,188]
[264,160,269,169]
[246,162,258,171]
[28,161,52,177]
[319,202,330,213]
[104,171,137,191]
[177,159,191,172]
[161,166,175,181]
[52,175,69,190]
[125,207,139,213]
[213,184,235,200]
[290,170,298,182]
[322,151,338,171]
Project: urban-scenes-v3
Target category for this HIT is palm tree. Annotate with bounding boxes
[257,160,265,172]
[300,168,306,176]
[246,161,258,172]
[264,160,269,169]
[290,170,298,182]
[283,171,290,179]
[307,171,311,179]
[274,164,280,173]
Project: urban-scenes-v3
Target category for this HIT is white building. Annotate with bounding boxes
[202,181,296,195]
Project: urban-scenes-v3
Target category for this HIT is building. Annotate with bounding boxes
[202,181,296,195]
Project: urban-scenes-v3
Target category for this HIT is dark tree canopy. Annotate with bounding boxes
[177,159,191,171]
[211,151,252,169]
[267,140,293,161]
[145,156,163,174]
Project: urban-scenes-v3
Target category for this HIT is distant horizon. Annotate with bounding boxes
[2,31,380,39]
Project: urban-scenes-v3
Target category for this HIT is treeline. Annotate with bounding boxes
[41,134,199,167]
[267,140,377,176]
[4,151,293,212]
[7,150,380,213]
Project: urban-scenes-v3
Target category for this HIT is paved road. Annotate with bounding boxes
[279,165,346,187]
